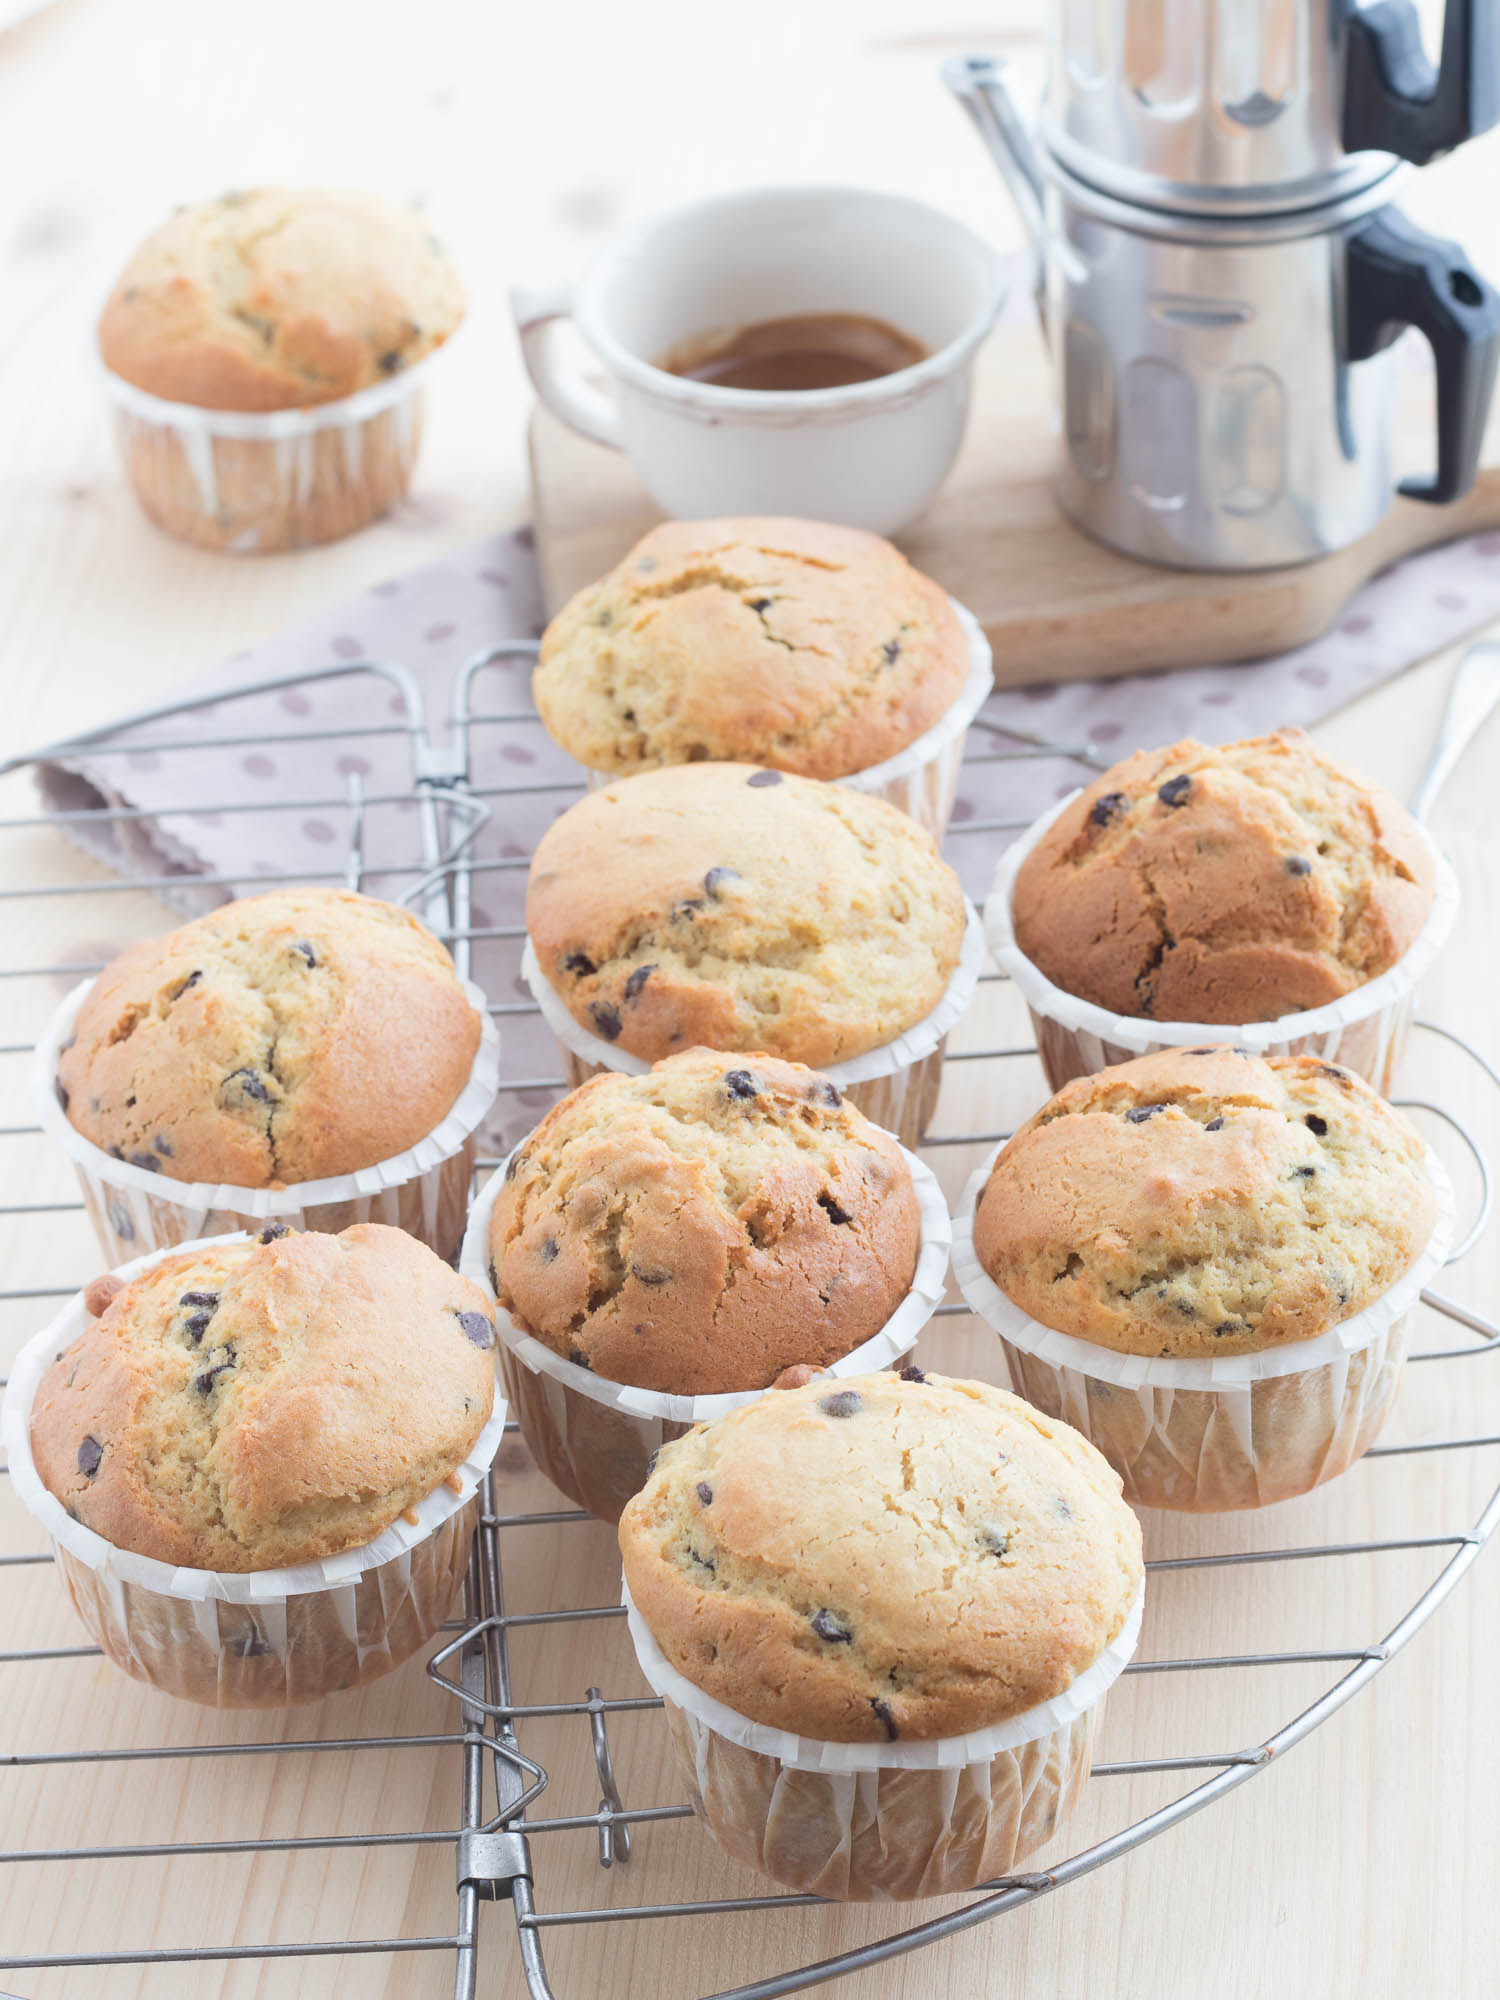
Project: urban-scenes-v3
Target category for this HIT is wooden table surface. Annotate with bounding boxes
[4,2,1500,1996]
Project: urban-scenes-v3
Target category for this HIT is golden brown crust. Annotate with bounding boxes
[490,1048,920,1394]
[98,189,464,411]
[30,1225,495,1572]
[1010,730,1435,1025]
[973,1048,1436,1360]
[534,517,970,780]
[619,1372,1142,1742]
[526,763,967,1067]
[57,888,481,1189]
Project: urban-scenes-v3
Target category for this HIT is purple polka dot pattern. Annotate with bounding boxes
[950,797,974,823]
[1435,591,1468,612]
[242,753,276,778]
[127,751,161,772]
[301,819,337,845]
[336,754,373,778]
[1339,615,1372,635]
[331,636,365,660]
[424,622,457,643]
[279,690,312,716]
[501,742,536,766]
[1295,664,1330,687]
[370,580,402,597]
[1088,721,1123,742]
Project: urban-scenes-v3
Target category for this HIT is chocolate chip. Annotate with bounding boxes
[818,1192,853,1225]
[979,1527,1009,1556]
[624,964,655,1001]
[818,1390,862,1419]
[153,1135,174,1158]
[1054,1496,1073,1520]
[899,1365,926,1382]
[670,898,703,921]
[725,1069,758,1100]
[377,349,404,374]
[1319,1065,1349,1082]
[291,940,317,966]
[1185,1047,1218,1056]
[54,1077,69,1113]
[1124,1104,1163,1124]
[1089,791,1127,829]
[810,1609,852,1643]
[703,866,739,899]
[259,1222,289,1243]
[645,1447,662,1476]
[562,952,596,977]
[171,970,203,1000]
[1292,1164,1317,1179]
[128,1151,160,1172]
[183,1313,213,1345]
[1205,1117,1225,1131]
[631,1263,672,1286]
[194,1350,236,1395]
[222,1068,272,1104]
[696,1482,713,1506]
[687,1546,716,1573]
[746,596,772,612]
[456,1310,494,1348]
[1284,856,1312,877]
[505,1152,526,1182]
[870,1698,899,1740]
[1305,1114,1329,1136]
[76,1436,103,1479]
[569,1348,592,1369]
[106,1199,135,1242]
[488,1260,499,1292]
[108,1146,124,1160]
[589,1002,622,1041]
[180,1289,219,1309]
[1215,1319,1247,1336]
[813,1080,841,1109]
[882,638,901,667]
[746,769,783,787]
[1157,775,1193,808]
[540,1237,559,1263]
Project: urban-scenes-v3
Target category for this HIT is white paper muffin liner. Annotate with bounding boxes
[3,1233,507,1707]
[459,1134,952,1523]
[954,1142,1456,1513]
[102,349,444,554]
[33,972,500,1265]
[984,793,1461,1097]
[523,898,984,1152]
[622,1581,1143,1900]
[580,598,993,842]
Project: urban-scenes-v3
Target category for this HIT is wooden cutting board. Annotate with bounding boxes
[530,322,1500,687]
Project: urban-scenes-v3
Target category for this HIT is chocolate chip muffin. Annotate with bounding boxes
[491,1048,921,1395]
[973,1047,1435,1361]
[1010,731,1435,1024]
[29,1224,496,1572]
[620,1371,1142,1743]
[527,763,967,1068]
[57,888,482,1188]
[533,516,971,781]
[99,188,465,412]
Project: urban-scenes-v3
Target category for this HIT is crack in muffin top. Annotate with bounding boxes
[526,763,967,1067]
[29,1224,495,1572]
[98,188,465,411]
[619,1371,1142,1742]
[58,888,481,1188]
[1010,730,1435,1025]
[533,516,969,780]
[490,1047,920,1394]
[973,1047,1436,1359]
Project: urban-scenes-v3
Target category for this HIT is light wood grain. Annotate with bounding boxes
[3,2,1500,1998]
[532,325,1500,684]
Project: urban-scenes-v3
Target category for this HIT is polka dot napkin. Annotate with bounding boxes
[31,519,1500,1151]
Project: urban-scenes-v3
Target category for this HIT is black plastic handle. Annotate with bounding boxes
[1346,206,1500,504]
[1343,0,1500,165]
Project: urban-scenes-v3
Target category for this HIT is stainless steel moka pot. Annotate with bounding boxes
[947,2,1500,570]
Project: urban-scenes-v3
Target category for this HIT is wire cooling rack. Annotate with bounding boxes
[0,647,1497,1999]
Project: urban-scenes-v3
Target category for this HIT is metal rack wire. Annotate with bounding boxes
[0,646,1497,1998]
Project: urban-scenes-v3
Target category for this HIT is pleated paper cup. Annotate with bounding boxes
[459,1136,952,1524]
[103,350,443,553]
[953,1144,1455,1514]
[984,794,1461,1097]
[522,899,984,1152]
[624,1579,1143,1901]
[2,1235,507,1708]
[33,974,499,1265]
[579,598,992,842]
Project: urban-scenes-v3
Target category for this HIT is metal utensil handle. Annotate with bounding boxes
[1411,639,1500,821]
[942,53,1049,304]
[1343,0,1500,166]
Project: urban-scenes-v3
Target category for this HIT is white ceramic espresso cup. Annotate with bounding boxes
[512,185,1006,536]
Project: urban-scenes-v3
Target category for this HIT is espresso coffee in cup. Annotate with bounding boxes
[657,313,928,393]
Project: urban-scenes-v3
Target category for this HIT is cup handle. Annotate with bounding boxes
[510,281,624,451]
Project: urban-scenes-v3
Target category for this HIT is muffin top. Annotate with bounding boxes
[533,517,971,781]
[57,888,481,1188]
[527,763,967,1067]
[490,1048,921,1395]
[620,1371,1142,1742]
[30,1225,496,1572]
[972,1047,1436,1361]
[1009,731,1435,1025]
[98,188,465,412]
